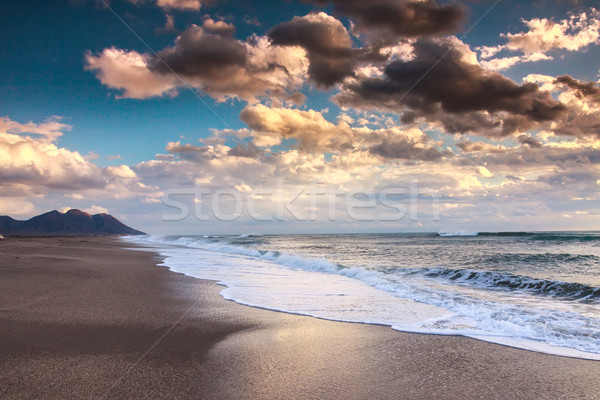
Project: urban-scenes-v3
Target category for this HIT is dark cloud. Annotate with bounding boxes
[545,76,600,138]
[165,141,226,163]
[227,141,263,158]
[149,25,246,77]
[555,75,600,102]
[552,113,600,138]
[307,0,465,41]
[268,12,357,87]
[130,23,308,102]
[286,91,307,105]
[538,170,600,192]
[335,38,567,137]
[243,15,261,27]
[457,141,508,154]
[458,139,600,171]
[369,139,444,161]
[517,135,542,148]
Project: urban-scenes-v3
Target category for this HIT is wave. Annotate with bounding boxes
[437,231,478,237]
[477,231,533,237]
[479,232,600,241]
[479,252,599,267]
[435,231,600,241]
[527,233,600,242]
[142,235,343,273]
[419,267,600,302]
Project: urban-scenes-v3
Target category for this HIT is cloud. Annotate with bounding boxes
[165,141,230,162]
[84,151,99,160]
[156,0,202,10]
[0,116,71,142]
[105,165,138,178]
[477,166,493,178]
[334,37,566,137]
[239,104,444,160]
[0,119,104,191]
[0,198,36,216]
[84,204,110,214]
[517,134,542,148]
[155,13,175,35]
[554,75,600,102]
[127,104,600,232]
[368,137,445,161]
[240,104,348,151]
[150,23,247,76]
[0,117,158,211]
[87,26,309,102]
[306,0,465,41]
[201,17,235,37]
[85,47,178,99]
[268,12,357,88]
[457,141,509,154]
[243,15,261,27]
[480,52,552,71]
[524,73,600,138]
[128,0,204,11]
[478,9,600,70]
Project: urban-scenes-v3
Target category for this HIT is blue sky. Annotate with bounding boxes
[1,0,600,233]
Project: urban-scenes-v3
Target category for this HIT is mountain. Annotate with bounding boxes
[0,209,146,236]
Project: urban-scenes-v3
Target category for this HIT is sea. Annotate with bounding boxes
[124,231,600,360]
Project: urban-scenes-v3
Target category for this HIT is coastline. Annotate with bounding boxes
[1,237,599,399]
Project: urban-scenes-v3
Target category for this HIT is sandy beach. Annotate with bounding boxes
[0,237,598,399]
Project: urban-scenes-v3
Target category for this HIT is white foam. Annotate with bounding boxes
[154,245,450,326]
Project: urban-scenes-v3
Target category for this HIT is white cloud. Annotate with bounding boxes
[0,116,71,142]
[0,123,104,191]
[478,166,494,178]
[155,0,202,10]
[0,198,36,216]
[478,9,600,70]
[0,117,159,215]
[85,48,178,99]
[238,104,443,161]
[481,52,551,71]
[105,165,138,179]
[523,73,600,138]
[84,205,110,214]
[128,0,203,11]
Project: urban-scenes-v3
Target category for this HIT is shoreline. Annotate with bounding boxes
[1,236,599,399]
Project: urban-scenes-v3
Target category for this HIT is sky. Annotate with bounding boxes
[1,0,600,234]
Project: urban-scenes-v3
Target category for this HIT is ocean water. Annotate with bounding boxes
[124,232,600,360]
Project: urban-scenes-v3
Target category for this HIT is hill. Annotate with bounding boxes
[0,209,146,236]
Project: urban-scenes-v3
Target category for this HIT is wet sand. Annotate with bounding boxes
[0,236,598,399]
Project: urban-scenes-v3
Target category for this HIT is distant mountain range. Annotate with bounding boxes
[0,209,146,236]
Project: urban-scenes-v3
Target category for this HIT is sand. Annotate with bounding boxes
[0,236,599,399]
